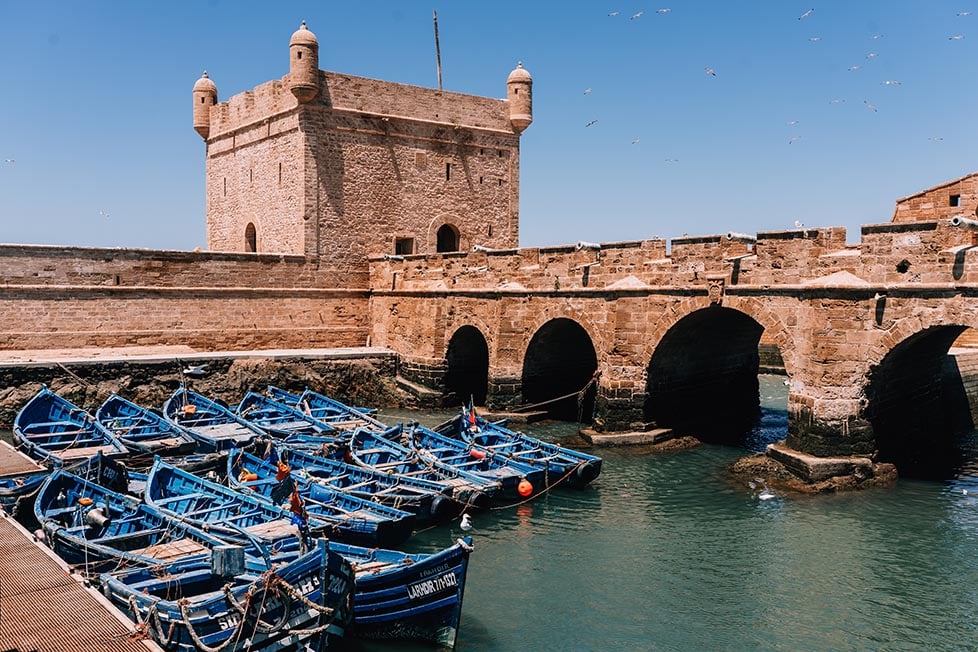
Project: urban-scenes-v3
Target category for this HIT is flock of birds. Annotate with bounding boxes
[582,6,971,155]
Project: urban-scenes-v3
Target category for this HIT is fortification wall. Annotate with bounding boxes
[203,70,521,265]
[369,219,978,295]
[0,245,369,352]
[892,173,978,223]
[207,113,305,255]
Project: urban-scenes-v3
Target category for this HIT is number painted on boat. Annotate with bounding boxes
[406,571,458,601]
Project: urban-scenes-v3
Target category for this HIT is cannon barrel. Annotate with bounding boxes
[472,244,493,253]
[950,216,978,230]
[726,232,757,243]
[575,241,601,251]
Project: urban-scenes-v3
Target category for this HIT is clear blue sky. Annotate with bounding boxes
[2,1,977,250]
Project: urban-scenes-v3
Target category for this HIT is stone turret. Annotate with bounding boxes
[507,62,532,133]
[289,21,319,103]
[192,71,218,139]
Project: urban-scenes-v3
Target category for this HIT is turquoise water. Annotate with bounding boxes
[363,376,978,651]
[8,376,978,651]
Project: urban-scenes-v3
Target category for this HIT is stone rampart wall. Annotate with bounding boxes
[0,245,369,352]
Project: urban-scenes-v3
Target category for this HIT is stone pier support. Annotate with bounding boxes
[785,394,875,458]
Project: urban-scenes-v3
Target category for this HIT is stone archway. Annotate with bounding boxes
[865,325,973,478]
[522,317,598,422]
[444,325,490,408]
[645,306,767,442]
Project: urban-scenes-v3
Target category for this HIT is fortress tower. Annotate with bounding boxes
[193,22,532,284]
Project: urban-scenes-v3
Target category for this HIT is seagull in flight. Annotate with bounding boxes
[808,36,821,42]
[864,100,878,112]
[866,52,878,59]
[958,11,972,17]
[881,80,901,86]
[656,8,671,14]
[848,65,862,71]
[871,34,884,40]
[583,87,592,95]
[98,210,110,218]
[949,34,965,40]
[631,138,640,144]
[608,11,620,16]
[631,10,644,19]
[929,136,944,142]
[585,119,598,127]
[829,98,845,104]
[787,120,799,126]
[704,67,717,76]
[664,158,679,163]
[798,8,814,20]
[3,159,13,164]
[788,136,801,144]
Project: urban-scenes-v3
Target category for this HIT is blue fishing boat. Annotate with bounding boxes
[236,391,341,440]
[335,536,474,649]
[35,466,246,574]
[342,426,496,511]
[13,386,129,464]
[228,449,417,548]
[97,393,197,456]
[145,457,327,551]
[100,539,355,652]
[396,422,547,503]
[260,444,463,525]
[163,386,263,452]
[435,409,603,488]
[267,386,387,432]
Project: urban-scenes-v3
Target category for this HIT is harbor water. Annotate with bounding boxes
[367,375,978,651]
[6,375,978,651]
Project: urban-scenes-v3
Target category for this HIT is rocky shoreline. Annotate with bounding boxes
[0,356,410,429]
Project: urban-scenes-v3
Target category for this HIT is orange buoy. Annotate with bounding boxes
[77,497,94,506]
[469,448,486,460]
[517,479,533,497]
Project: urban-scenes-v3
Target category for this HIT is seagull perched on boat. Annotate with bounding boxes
[460,513,473,531]
[182,363,209,377]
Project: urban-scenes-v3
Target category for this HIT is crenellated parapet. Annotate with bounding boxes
[370,218,978,294]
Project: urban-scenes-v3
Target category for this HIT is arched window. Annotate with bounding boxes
[436,224,460,252]
[245,223,257,252]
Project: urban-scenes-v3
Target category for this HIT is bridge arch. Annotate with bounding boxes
[644,299,790,443]
[521,316,599,422]
[865,313,978,478]
[444,324,490,408]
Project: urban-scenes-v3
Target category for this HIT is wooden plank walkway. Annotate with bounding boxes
[0,441,45,480]
[0,514,161,652]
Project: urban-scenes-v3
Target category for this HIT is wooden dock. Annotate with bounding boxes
[0,513,161,652]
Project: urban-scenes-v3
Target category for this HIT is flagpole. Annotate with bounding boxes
[433,10,443,91]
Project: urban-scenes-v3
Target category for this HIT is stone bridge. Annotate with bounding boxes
[369,217,978,477]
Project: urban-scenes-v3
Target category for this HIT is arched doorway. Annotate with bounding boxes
[521,318,598,422]
[444,326,489,408]
[245,223,257,252]
[436,224,460,253]
[865,325,975,479]
[645,307,769,444]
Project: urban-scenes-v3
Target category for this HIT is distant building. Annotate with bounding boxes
[892,171,978,223]
[193,22,533,282]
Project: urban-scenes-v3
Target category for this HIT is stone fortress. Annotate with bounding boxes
[4,22,978,483]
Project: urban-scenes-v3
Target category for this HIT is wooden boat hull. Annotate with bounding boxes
[228,449,417,549]
[13,386,129,464]
[163,386,263,452]
[437,413,604,488]
[97,393,197,457]
[101,540,355,652]
[333,537,473,649]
